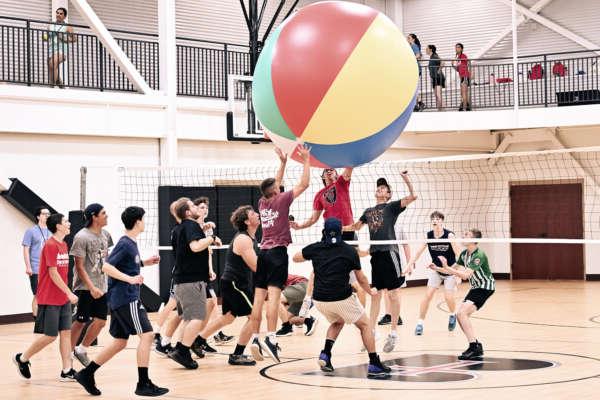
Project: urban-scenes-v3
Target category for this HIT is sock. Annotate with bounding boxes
[233,344,246,355]
[368,352,379,364]
[390,330,398,338]
[86,361,101,374]
[137,367,149,384]
[417,319,424,325]
[267,332,277,344]
[19,354,29,363]
[450,312,456,316]
[161,336,171,347]
[251,333,258,342]
[153,325,160,334]
[76,344,88,353]
[62,368,71,374]
[323,339,335,356]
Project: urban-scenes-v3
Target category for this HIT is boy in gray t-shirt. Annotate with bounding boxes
[69,203,113,366]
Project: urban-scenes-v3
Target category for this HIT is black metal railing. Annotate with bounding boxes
[1,15,599,110]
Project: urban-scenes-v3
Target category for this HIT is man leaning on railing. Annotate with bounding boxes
[44,7,76,88]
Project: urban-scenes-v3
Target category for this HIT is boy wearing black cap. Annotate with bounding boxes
[293,218,391,378]
[345,172,417,353]
[69,203,113,366]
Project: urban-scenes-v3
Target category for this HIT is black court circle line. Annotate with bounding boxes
[435,301,600,329]
[259,350,600,391]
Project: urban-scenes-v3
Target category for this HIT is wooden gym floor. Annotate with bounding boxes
[2,280,600,400]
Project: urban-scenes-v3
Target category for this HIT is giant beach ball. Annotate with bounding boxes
[252,1,418,168]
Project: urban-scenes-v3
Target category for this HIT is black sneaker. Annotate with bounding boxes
[276,323,293,337]
[214,331,235,344]
[201,343,217,353]
[263,337,281,363]
[153,333,161,347]
[190,342,206,359]
[154,342,173,357]
[168,347,198,369]
[367,355,392,378]
[75,369,101,396]
[249,337,265,361]
[228,354,256,366]
[135,380,169,397]
[378,314,391,325]
[60,368,77,382]
[458,342,484,360]
[318,352,334,372]
[13,353,31,379]
[304,317,318,336]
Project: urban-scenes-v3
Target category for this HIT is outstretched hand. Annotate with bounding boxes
[275,147,288,163]
[296,144,311,162]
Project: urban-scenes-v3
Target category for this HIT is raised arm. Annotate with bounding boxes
[399,171,417,208]
[274,147,288,190]
[291,209,322,230]
[341,167,353,181]
[292,145,311,199]
[448,232,462,258]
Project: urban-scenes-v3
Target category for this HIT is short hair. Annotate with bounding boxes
[260,178,277,198]
[427,44,437,54]
[376,177,391,194]
[174,197,191,221]
[193,196,209,206]
[469,228,482,239]
[230,205,253,232]
[47,213,64,233]
[121,206,145,230]
[34,206,47,221]
[56,7,67,16]
[430,211,445,220]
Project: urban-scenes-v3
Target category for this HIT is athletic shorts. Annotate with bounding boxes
[283,281,307,316]
[464,288,494,310]
[74,291,108,322]
[34,302,72,337]
[314,294,365,324]
[174,281,208,321]
[206,281,217,299]
[221,279,253,317]
[255,246,288,290]
[460,76,471,86]
[370,251,405,290]
[109,300,153,339]
[427,270,459,291]
[29,274,38,295]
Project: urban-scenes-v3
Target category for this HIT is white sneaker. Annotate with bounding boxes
[73,348,90,367]
[383,334,397,353]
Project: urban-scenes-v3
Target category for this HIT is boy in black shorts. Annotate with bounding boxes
[434,229,495,360]
[75,206,168,397]
[345,172,416,353]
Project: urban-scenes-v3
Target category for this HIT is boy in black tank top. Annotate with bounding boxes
[191,205,261,366]
[405,211,462,336]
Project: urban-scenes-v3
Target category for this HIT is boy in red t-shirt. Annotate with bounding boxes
[14,213,79,381]
[452,43,471,111]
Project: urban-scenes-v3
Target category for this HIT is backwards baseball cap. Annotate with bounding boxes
[84,203,104,227]
[322,217,342,245]
[376,177,391,192]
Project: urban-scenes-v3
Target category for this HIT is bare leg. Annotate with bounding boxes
[435,86,443,109]
[457,302,477,342]
[355,314,375,353]
[266,286,282,333]
[22,335,56,361]
[369,291,382,333]
[352,282,366,307]
[94,338,127,366]
[181,320,205,347]
[137,332,153,367]
[198,298,216,331]
[278,302,289,324]
[388,289,400,333]
[326,320,344,341]
[444,290,456,314]
[70,321,86,350]
[419,287,437,320]
[32,297,38,317]
[58,330,73,371]
[81,318,106,347]
[164,314,182,339]
[156,297,177,329]
[199,313,235,340]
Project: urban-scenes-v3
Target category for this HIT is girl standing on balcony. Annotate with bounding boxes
[426,45,445,111]
[46,8,76,88]
[407,33,425,111]
[453,43,471,111]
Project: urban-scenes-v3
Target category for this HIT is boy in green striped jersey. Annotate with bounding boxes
[431,229,495,361]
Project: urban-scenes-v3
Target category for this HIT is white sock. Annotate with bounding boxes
[161,336,171,347]
[20,354,29,362]
[62,368,71,373]
[76,345,88,353]
[390,330,398,337]
[450,312,456,316]
[417,319,424,325]
[153,325,161,334]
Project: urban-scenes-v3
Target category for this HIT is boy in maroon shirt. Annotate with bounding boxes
[14,213,79,382]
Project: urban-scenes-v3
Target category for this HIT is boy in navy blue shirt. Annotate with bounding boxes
[75,206,168,397]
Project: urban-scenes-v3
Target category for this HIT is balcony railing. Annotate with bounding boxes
[1,16,599,110]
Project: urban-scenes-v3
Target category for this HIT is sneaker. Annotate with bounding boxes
[214,331,235,344]
[448,314,457,331]
[228,354,256,366]
[276,323,293,337]
[318,352,334,372]
[60,368,77,382]
[249,337,265,361]
[378,314,391,325]
[73,348,91,367]
[367,356,391,378]
[154,342,173,357]
[75,369,101,396]
[168,348,198,369]
[263,337,281,363]
[415,323,424,336]
[135,380,169,397]
[383,334,397,353]
[190,342,206,359]
[458,342,484,361]
[201,343,217,353]
[153,333,161,347]
[13,353,31,379]
[304,317,318,336]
